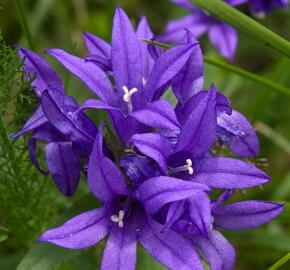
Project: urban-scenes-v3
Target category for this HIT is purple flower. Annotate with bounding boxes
[11,48,97,196]
[45,8,200,145]
[39,125,209,270]
[249,0,288,16]
[159,0,248,60]
[130,85,267,189]
[164,190,284,269]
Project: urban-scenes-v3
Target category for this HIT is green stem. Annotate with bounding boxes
[268,253,290,270]
[15,0,35,50]
[0,115,21,178]
[141,39,290,97]
[190,0,290,58]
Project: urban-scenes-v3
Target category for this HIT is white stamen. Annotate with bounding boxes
[142,77,147,86]
[168,159,194,175]
[111,210,125,228]
[185,159,194,175]
[122,86,138,103]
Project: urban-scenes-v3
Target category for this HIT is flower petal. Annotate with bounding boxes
[163,200,185,232]
[131,133,172,174]
[192,157,270,189]
[192,230,236,270]
[112,8,143,106]
[136,16,154,79]
[45,142,80,196]
[10,106,47,138]
[83,32,111,58]
[87,125,129,202]
[39,207,108,249]
[136,176,209,215]
[130,100,180,130]
[101,223,137,270]
[85,55,112,72]
[218,110,259,157]
[140,218,203,270]
[175,85,217,156]
[172,30,204,105]
[213,201,284,230]
[46,48,114,103]
[18,47,64,96]
[208,23,238,61]
[187,192,211,237]
[146,43,199,102]
[41,90,96,156]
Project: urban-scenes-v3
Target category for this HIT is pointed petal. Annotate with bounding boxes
[130,100,180,130]
[45,142,80,196]
[208,23,238,61]
[192,157,270,189]
[218,110,259,157]
[136,176,209,215]
[163,200,185,232]
[101,223,137,270]
[10,106,47,138]
[187,192,211,237]
[131,133,172,174]
[192,230,236,270]
[85,54,111,72]
[28,137,48,174]
[159,15,208,43]
[41,90,95,156]
[18,47,64,96]
[112,8,142,103]
[39,208,108,249]
[46,49,114,102]
[213,201,284,230]
[83,32,111,58]
[175,85,217,156]
[136,16,155,79]
[146,43,199,102]
[87,125,129,202]
[172,30,204,104]
[140,219,203,270]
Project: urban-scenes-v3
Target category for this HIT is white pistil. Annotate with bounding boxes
[169,159,194,175]
[185,159,193,175]
[111,210,125,228]
[142,77,147,86]
[122,86,138,112]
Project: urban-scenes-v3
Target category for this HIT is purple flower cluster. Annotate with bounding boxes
[12,7,283,270]
[160,0,288,60]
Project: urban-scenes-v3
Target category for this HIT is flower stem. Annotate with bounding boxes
[15,0,35,50]
[140,39,290,98]
[190,0,290,58]
[268,252,290,270]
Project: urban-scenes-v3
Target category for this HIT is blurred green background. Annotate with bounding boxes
[1,0,290,269]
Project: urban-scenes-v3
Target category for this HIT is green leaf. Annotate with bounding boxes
[268,253,290,270]
[16,193,98,270]
[16,244,81,270]
[190,0,290,58]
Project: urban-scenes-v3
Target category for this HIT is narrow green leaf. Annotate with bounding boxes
[141,39,290,97]
[190,0,290,58]
[268,253,290,270]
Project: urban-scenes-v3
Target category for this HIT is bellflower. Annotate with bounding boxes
[163,190,284,269]
[39,125,210,270]
[249,0,288,16]
[159,0,248,60]
[130,85,268,190]
[44,8,201,145]
[11,48,97,196]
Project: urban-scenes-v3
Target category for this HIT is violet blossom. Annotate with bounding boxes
[249,0,288,16]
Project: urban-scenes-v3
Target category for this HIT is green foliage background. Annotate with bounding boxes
[0,0,290,269]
